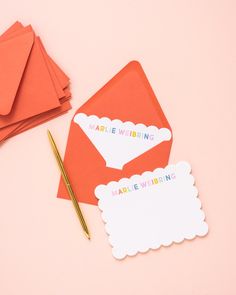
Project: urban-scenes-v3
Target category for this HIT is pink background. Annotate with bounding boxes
[0,1,236,294]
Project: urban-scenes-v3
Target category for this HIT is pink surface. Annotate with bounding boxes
[0,1,235,294]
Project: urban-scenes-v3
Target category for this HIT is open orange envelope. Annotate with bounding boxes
[57,61,172,205]
[0,21,71,143]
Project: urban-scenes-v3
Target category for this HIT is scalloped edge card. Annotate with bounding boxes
[74,113,172,169]
[95,162,208,260]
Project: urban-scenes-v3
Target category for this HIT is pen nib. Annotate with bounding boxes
[84,231,91,240]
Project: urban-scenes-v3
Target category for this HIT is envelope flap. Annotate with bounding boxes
[79,61,171,129]
[0,31,34,115]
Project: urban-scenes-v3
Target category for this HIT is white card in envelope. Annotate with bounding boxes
[74,113,171,169]
[95,162,208,259]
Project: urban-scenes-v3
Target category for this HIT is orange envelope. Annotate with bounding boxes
[6,100,72,139]
[57,61,172,205]
[0,30,34,115]
[0,25,61,129]
[0,22,71,142]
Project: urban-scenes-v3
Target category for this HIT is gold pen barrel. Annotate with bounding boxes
[47,130,90,240]
[66,183,90,239]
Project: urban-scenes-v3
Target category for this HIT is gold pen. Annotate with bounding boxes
[47,130,90,240]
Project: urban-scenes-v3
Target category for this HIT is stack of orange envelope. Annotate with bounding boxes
[0,21,71,143]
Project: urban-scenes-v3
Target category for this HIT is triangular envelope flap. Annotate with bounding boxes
[0,21,23,37]
[0,31,34,115]
[79,61,171,129]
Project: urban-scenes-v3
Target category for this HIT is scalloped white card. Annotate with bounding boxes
[95,162,208,259]
[74,113,172,169]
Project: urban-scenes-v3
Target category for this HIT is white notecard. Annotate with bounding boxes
[95,162,208,259]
